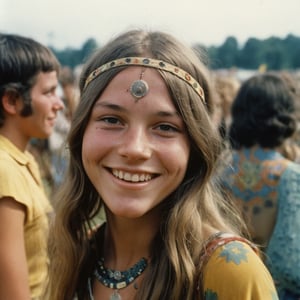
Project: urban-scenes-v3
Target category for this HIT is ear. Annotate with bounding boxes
[1,90,21,115]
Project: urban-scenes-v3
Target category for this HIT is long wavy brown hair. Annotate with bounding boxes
[46,29,247,300]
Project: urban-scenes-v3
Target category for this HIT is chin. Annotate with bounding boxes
[41,130,53,138]
[115,211,145,219]
[37,134,50,140]
[111,206,148,219]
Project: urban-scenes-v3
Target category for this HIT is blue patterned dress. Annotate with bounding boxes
[222,147,300,299]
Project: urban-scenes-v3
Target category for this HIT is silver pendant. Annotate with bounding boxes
[129,79,149,100]
[110,290,121,300]
[108,270,122,280]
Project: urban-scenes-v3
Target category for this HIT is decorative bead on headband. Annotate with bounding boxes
[84,57,205,102]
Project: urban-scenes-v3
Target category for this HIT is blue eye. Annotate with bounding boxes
[157,124,178,132]
[102,117,120,124]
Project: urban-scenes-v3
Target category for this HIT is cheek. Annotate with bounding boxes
[81,126,112,167]
[82,129,98,167]
[162,140,190,175]
[31,98,49,114]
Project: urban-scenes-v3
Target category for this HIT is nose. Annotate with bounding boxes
[53,95,65,111]
[118,127,152,161]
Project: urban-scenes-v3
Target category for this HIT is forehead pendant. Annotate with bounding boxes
[129,70,149,101]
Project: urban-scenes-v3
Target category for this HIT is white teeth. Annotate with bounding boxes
[131,174,139,182]
[124,172,131,181]
[112,169,153,182]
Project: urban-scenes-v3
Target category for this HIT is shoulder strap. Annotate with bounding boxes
[200,232,260,268]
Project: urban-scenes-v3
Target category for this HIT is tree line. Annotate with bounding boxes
[51,34,300,71]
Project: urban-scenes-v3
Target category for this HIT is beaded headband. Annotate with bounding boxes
[84,57,205,102]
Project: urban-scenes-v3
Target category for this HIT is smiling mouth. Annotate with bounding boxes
[111,169,156,183]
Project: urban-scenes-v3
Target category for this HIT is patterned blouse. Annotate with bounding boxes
[222,147,300,299]
[202,235,278,299]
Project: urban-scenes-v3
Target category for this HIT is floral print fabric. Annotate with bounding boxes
[222,147,300,299]
[203,240,278,299]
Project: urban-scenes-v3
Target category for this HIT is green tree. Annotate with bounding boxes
[238,38,262,69]
[80,38,98,64]
[216,36,239,68]
[51,38,99,69]
[285,34,300,69]
[52,34,300,70]
[262,37,285,70]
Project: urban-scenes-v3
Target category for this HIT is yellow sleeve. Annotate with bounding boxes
[0,155,52,222]
[202,241,279,300]
[0,157,30,203]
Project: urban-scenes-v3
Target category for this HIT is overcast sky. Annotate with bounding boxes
[1,0,299,49]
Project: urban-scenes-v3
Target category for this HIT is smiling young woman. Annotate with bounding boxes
[46,30,279,300]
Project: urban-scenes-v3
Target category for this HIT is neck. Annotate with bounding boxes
[0,125,29,151]
[102,213,159,269]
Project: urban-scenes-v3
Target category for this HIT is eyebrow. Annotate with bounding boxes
[43,84,57,93]
[94,101,126,112]
[94,101,180,117]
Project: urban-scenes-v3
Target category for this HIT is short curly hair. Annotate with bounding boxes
[229,72,297,149]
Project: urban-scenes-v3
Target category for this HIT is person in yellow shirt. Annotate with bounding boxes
[0,33,64,299]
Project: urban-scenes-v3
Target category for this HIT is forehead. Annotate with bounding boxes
[95,67,177,112]
[99,67,171,100]
[110,66,166,88]
[32,71,58,88]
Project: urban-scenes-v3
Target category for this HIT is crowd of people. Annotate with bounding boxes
[0,30,299,300]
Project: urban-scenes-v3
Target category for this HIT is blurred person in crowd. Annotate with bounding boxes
[59,66,79,119]
[278,71,300,163]
[214,73,240,140]
[48,66,79,192]
[222,72,300,299]
[47,29,278,300]
[0,33,64,299]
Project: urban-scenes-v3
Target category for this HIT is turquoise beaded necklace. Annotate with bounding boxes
[91,257,148,300]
